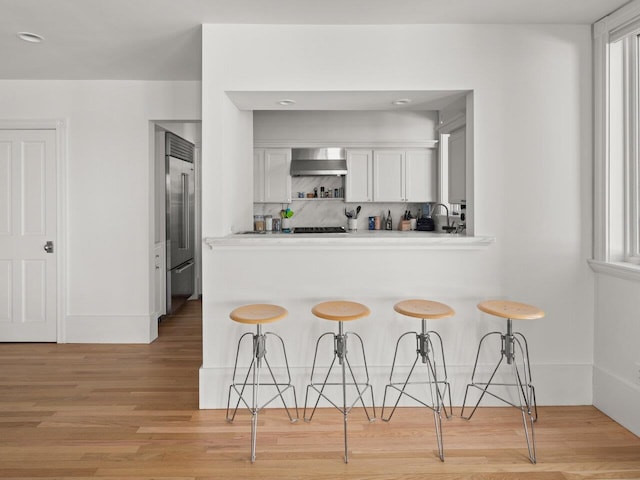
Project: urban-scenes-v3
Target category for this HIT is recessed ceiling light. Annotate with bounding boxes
[392,98,412,106]
[17,32,44,43]
[278,99,296,106]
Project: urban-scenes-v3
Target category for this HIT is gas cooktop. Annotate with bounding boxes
[293,226,347,234]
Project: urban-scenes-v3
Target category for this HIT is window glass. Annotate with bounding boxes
[633,34,640,260]
[609,39,624,261]
[606,33,640,264]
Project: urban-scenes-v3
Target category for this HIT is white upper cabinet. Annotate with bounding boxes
[372,149,437,202]
[254,146,436,204]
[346,149,373,202]
[254,148,292,203]
[448,127,466,204]
[373,150,405,202]
[405,149,437,202]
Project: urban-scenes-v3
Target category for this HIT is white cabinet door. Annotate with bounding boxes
[254,148,291,203]
[405,149,437,202]
[373,150,404,202]
[264,149,291,203]
[253,149,265,202]
[448,127,466,204]
[346,149,373,202]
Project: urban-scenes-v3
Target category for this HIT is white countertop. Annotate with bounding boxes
[204,229,495,250]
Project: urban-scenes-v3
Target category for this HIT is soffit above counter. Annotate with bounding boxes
[254,140,439,149]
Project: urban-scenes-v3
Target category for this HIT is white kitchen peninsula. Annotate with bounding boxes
[199,22,598,414]
[199,232,496,408]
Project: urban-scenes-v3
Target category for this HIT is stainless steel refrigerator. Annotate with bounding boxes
[166,132,195,315]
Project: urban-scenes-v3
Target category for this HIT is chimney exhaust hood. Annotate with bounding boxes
[290,147,347,176]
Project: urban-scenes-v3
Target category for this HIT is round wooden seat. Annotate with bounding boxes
[311,300,370,322]
[394,299,455,320]
[477,300,544,320]
[229,304,288,325]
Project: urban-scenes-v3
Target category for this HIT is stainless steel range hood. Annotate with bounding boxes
[290,147,347,176]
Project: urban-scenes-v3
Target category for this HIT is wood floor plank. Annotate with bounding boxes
[1,299,639,479]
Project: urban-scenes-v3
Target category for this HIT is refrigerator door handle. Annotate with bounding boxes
[180,172,189,249]
[175,260,194,274]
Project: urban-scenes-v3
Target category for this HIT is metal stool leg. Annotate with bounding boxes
[346,331,376,422]
[227,324,298,463]
[424,346,444,461]
[303,332,336,422]
[462,319,538,464]
[513,357,536,463]
[264,332,299,422]
[381,319,448,461]
[460,331,503,420]
[513,335,536,463]
[304,321,374,463]
[340,323,348,462]
[250,332,261,463]
[515,332,537,422]
[427,330,453,419]
[381,332,418,422]
[226,332,255,422]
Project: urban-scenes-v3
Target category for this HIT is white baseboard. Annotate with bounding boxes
[200,363,593,410]
[593,365,640,436]
[64,314,158,343]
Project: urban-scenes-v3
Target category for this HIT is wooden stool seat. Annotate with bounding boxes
[229,304,288,325]
[394,299,455,319]
[477,300,544,320]
[311,300,370,322]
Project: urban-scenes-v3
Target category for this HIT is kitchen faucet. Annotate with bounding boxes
[430,203,457,233]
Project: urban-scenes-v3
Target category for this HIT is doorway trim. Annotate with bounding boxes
[0,119,67,343]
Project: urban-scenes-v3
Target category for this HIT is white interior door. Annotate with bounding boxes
[0,129,57,342]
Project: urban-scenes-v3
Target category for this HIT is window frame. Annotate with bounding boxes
[593,4,640,269]
[624,34,640,263]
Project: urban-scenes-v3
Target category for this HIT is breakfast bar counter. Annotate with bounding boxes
[205,231,495,249]
[199,230,499,409]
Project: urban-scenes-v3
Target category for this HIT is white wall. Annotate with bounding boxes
[0,80,201,342]
[593,272,640,435]
[201,24,594,407]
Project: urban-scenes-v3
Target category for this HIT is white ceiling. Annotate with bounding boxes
[0,0,632,81]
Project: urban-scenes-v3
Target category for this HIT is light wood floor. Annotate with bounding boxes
[1,300,639,479]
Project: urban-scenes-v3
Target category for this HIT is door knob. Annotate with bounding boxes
[44,241,54,253]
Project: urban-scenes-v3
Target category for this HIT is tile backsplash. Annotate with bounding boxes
[254,175,433,230]
[290,176,344,200]
[253,200,427,230]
